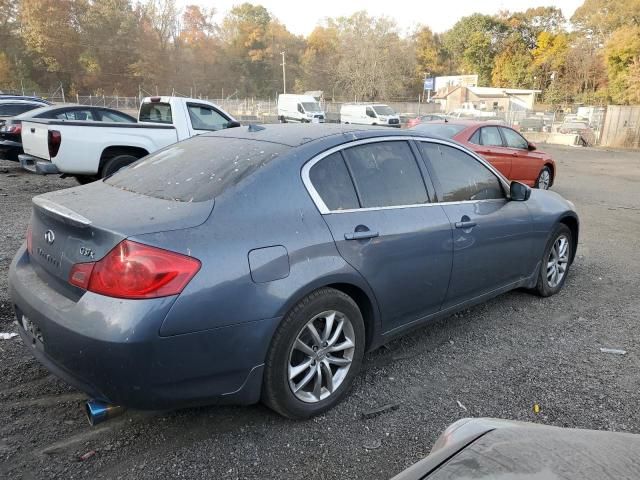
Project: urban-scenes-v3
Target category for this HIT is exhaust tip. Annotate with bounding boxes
[85,400,125,426]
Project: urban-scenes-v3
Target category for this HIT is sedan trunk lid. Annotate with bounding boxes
[29,181,214,289]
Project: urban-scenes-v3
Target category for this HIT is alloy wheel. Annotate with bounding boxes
[288,310,355,403]
[546,235,569,288]
[538,169,551,189]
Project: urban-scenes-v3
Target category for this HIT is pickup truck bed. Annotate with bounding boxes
[20,119,177,175]
[19,96,238,181]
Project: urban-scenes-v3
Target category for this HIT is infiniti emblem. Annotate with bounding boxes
[44,230,55,245]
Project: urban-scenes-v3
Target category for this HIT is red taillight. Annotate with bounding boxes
[68,240,201,299]
[26,224,32,255]
[1,124,21,134]
[69,262,94,290]
[48,130,61,158]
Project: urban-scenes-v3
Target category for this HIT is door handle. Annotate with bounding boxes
[455,221,477,229]
[344,231,379,240]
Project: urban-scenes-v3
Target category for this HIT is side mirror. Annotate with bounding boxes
[528,142,537,151]
[510,181,531,201]
[225,120,241,129]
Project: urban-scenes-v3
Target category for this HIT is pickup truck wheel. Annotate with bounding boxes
[101,154,139,178]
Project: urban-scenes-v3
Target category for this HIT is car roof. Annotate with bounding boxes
[0,99,48,105]
[203,123,422,147]
[430,119,504,127]
[12,104,136,120]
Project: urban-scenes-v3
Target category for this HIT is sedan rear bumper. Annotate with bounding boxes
[9,246,277,410]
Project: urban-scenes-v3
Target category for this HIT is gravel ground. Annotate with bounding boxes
[1,145,639,479]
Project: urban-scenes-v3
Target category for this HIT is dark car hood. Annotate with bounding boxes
[429,422,640,479]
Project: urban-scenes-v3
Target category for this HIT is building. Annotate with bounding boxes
[433,86,541,113]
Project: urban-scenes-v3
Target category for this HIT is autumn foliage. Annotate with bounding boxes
[0,0,638,104]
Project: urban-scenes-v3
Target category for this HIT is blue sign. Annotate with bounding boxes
[424,77,435,91]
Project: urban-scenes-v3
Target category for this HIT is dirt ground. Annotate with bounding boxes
[1,145,639,479]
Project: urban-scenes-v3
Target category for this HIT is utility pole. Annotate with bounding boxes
[280,51,286,94]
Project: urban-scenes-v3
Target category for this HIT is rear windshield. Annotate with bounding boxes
[139,102,173,124]
[412,123,466,138]
[106,136,289,202]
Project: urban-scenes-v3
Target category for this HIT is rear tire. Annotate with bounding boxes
[262,288,365,419]
[535,166,552,190]
[74,175,97,185]
[534,224,572,297]
[100,154,139,178]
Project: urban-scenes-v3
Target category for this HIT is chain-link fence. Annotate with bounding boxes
[6,88,639,148]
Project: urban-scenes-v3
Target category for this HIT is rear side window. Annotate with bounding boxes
[106,136,289,202]
[479,127,503,146]
[309,152,359,211]
[97,110,136,123]
[343,141,428,208]
[139,102,172,124]
[419,142,504,202]
[0,104,39,116]
[55,109,96,121]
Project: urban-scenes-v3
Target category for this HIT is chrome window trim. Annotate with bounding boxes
[301,135,510,215]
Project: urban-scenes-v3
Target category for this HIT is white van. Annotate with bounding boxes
[277,94,325,123]
[340,104,400,127]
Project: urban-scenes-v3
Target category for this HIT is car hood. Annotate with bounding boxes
[428,419,640,480]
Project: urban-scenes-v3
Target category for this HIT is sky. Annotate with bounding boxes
[181,0,584,35]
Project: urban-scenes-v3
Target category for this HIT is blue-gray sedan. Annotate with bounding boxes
[9,124,579,419]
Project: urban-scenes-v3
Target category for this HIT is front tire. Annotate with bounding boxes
[535,224,572,297]
[536,166,552,190]
[262,288,365,419]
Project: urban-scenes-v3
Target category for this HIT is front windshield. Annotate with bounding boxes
[301,102,321,112]
[373,105,395,116]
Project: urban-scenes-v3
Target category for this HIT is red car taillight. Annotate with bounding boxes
[2,124,21,135]
[26,224,33,255]
[69,240,201,299]
[48,130,61,158]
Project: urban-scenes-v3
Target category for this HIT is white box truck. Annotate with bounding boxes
[277,94,325,123]
[340,103,400,127]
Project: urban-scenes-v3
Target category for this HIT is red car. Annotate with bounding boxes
[406,114,447,129]
[413,120,556,189]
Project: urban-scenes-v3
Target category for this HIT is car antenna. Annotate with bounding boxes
[248,124,266,132]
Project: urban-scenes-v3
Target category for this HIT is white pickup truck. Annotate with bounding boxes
[19,96,240,182]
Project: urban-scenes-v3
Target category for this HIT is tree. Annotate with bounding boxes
[19,0,86,89]
[443,14,508,86]
[605,25,640,103]
[492,36,533,88]
[500,7,565,49]
[572,0,640,43]
[297,25,340,95]
[328,12,415,100]
[531,31,569,91]
[413,26,449,78]
[78,0,141,93]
